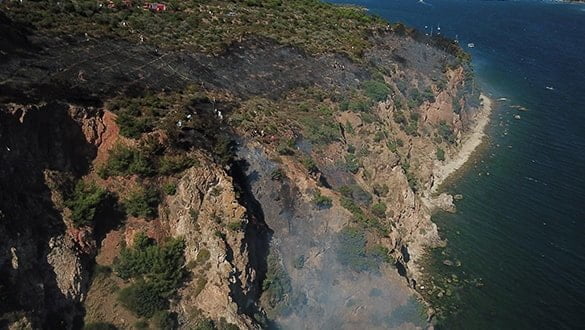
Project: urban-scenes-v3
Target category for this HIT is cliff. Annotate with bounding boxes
[0,1,483,328]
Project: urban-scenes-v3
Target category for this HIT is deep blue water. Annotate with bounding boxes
[330,0,585,328]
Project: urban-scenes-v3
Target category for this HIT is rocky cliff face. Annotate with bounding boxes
[165,164,259,328]
[0,102,101,328]
[0,4,481,329]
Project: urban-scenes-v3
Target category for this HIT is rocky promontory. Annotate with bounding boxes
[0,1,484,328]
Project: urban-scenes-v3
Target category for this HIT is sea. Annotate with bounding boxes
[329,0,585,329]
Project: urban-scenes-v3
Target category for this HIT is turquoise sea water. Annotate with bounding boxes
[330,1,585,328]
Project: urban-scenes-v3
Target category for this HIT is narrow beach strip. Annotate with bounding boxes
[431,94,493,193]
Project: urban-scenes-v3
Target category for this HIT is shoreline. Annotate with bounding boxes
[430,93,493,194]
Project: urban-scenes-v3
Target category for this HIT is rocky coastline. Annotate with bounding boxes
[0,1,485,328]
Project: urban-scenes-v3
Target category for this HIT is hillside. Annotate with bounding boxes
[0,0,482,328]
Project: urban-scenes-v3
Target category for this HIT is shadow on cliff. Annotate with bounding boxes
[0,102,98,328]
[228,157,274,325]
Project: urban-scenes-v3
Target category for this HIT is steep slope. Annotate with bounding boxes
[0,1,484,328]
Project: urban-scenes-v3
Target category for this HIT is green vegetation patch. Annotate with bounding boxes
[99,144,155,178]
[65,181,108,227]
[436,147,445,161]
[83,322,118,330]
[3,0,387,58]
[371,202,387,218]
[313,191,333,209]
[123,186,160,219]
[363,80,390,102]
[372,183,389,197]
[162,182,177,195]
[118,280,167,318]
[114,232,186,318]
[438,121,456,144]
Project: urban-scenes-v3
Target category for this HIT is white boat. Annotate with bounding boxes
[545,86,554,90]
[467,43,475,48]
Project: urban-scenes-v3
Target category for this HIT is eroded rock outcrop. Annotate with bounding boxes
[165,163,259,329]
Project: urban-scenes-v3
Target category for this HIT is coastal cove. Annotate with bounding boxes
[329,0,585,328]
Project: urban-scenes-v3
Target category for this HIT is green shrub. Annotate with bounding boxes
[408,88,424,108]
[373,131,385,142]
[93,264,112,279]
[368,244,392,263]
[196,249,210,265]
[83,322,118,330]
[436,147,446,161]
[124,187,160,219]
[372,183,389,197]
[339,184,372,205]
[394,109,408,125]
[118,281,167,318]
[99,144,155,178]
[422,87,436,103]
[438,121,456,144]
[270,168,285,181]
[217,318,239,330]
[345,122,355,134]
[337,227,373,272]
[344,154,360,174]
[293,255,306,269]
[114,233,186,317]
[65,181,108,227]
[163,183,177,196]
[193,318,215,330]
[133,320,149,330]
[348,100,371,112]
[404,120,418,136]
[371,203,387,218]
[227,221,243,232]
[276,140,295,155]
[360,112,379,124]
[301,157,319,174]
[151,310,177,330]
[301,117,340,145]
[114,232,185,285]
[158,154,196,176]
[313,191,333,209]
[402,162,419,192]
[116,111,154,139]
[214,230,226,240]
[363,80,390,102]
[212,134,235,166]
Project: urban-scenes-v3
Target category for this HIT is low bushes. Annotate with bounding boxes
[100,143,195,179]
[438,121,456,144]
[123,187,160,219]
[98,144,155,178]
[436,147,445,161]
[371,202,387,218]
[65,181,108,227]
[114,232,186,318]
[313,191,333,209]
[363,80,390,102]
[118,281,167,318]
